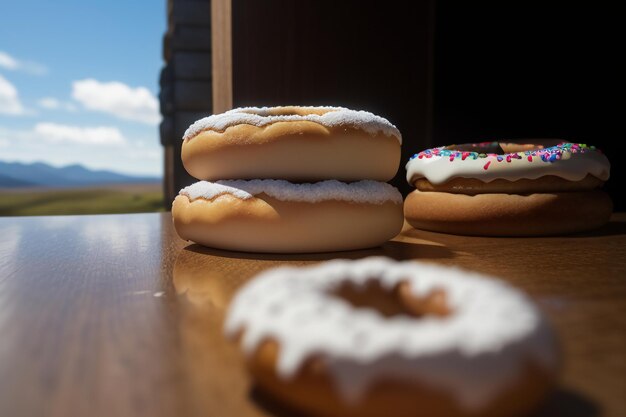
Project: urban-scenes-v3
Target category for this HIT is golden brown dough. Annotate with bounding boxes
[246,339,554,417]
[181,106,401,181]
[183,124,400,181]
[413,174,604,195]
[404,189,612,236]
[172,194,404,253]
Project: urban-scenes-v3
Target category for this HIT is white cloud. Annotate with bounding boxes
[37,97,77,112]
[0,51,47,75]
[34,122,127,146]
[0,74,26,115]
[72,79,160,125]
[0,52,18,70]
[37,97,60,109]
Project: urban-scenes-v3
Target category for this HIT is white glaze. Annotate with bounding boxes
[179,180,403,205]
[224,257,558,410]
[406,145,610,185]
[182,106,402,143]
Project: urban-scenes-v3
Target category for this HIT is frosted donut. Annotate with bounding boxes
[405,141,612,236]
[172,180,404,253]
[225,257,560,417]
[181,106,402,182]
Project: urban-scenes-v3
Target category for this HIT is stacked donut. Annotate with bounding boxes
[404,141,612,236]
[172,106,405,252]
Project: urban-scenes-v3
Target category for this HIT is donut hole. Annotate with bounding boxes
[499,142,551,153]
[239,106,332,117]
[450,140,563,154]
[331,280,451,318]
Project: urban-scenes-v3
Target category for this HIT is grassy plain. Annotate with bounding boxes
[0,183,164,216]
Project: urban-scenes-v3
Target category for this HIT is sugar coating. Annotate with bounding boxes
[182,106,402,143]
[179,179,403,205]
[224,257,558,410]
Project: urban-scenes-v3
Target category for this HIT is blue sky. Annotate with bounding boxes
[0,0,166,176]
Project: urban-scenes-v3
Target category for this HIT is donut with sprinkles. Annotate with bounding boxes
[404,140,612,236]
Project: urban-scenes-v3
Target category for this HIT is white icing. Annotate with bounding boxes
[182,106,402,143]
[179,179,403,205]
[224,257,558,410]
[406,146,610,184]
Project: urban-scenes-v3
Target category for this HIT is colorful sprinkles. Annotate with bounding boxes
[410,142,598,171]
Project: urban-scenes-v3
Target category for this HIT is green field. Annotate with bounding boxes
[0,183,165,216]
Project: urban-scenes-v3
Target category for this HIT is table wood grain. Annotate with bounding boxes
[0,213,624,417]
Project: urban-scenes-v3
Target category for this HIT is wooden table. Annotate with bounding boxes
[0,213,624,417]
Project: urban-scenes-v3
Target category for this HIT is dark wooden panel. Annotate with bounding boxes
[174,111,211,136]
[172,144,196,195]
[163,144,176,200]
[167,26,212,51]
[231,0,433,195]
[169,0,211,26]
[159,116,174,146]
[173,80,213,110]
[432,2,624,209]
[172,51,212,79]
[162,0,213,203]
[170,111,210,196]
[159,66,175,116]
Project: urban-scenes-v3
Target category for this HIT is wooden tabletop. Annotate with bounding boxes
[0,212,624,417]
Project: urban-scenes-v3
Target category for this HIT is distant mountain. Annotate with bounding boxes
[0,173,36,187]
[0,161,160,188]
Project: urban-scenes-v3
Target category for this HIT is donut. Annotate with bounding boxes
[181,106,401,182]
[404,141,612,236]
[172,180,404,253]
[225,257,560,417]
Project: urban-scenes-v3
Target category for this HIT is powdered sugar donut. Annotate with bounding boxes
[172,180,404,253]
[405,141,612,236]
[181,106,402,181]
[225,257,559,417]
